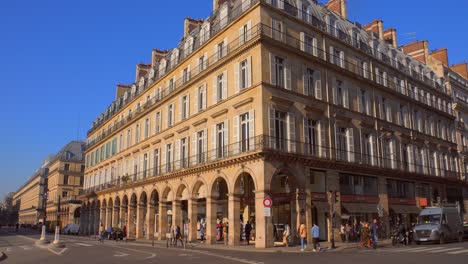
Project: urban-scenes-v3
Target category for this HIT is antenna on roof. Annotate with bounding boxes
[402,32,417,41]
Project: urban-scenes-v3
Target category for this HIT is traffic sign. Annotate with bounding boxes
[263,197,273,208]
[264,208,271,217]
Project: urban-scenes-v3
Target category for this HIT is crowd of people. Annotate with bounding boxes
[340,219,379,249]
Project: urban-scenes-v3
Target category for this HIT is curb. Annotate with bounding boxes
[0,252,7,262]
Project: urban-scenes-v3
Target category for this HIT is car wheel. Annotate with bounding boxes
[439,234,445,244]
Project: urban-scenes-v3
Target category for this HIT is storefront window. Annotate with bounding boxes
[387,179,415,199]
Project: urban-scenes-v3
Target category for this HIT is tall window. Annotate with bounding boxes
[199,55,206,72]
[63,175,69,185]
[180,137,188,168]
[169,78,175,92]
[215,71,227,102]
[126,129,132,148]
[167,104,174,127]
[135,124,140,144]
[197,130,206,163]
[153,149,160,176]
[216,122,226,158]
[305,119,318,156]
[181,95,189,120]
[358,89,370,115]
[333,79,348,108]
[275,56,285,87]
[166,144,172,172]
[182,68,189,84]
[144,119,150,139]
[196,85,206,112]
[336,127,354,162]
[273,110,287,150]
[155,112,161,134]
[272,19,283,41]
[143,153,148,178]
[240,59,249,90]
[240,112,250,152]
[239,22,251,45]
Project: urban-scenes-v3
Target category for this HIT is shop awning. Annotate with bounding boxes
[312,201,330,213]
[390,204,421,214]
[342,203,378,213]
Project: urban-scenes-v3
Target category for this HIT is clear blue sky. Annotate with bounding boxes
[1,0,467,200]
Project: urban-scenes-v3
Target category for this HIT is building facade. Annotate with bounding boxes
[80,0,468,248]
[13,166,48,225]
[45,141,86,229]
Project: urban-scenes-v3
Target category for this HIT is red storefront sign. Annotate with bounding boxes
[419,198,428,207]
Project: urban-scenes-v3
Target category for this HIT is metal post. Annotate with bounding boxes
[328,190,336,249]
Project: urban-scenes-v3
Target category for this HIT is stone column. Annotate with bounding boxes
[205,197,217,245]
[100,208,106,229]
[147,204,156,241]
[378,177,390,238]
[254,191,274,248]
[136,203,146,239]
[158,203,168,240]
[106,207,112,228]
[113,206,120,228]
[305,192,313,245]
[127,206,136,239]
[120,206,128,230]
[172,200,183,230]
[228,194,240,246]
[88,209,93,235]
[187,198,198,242]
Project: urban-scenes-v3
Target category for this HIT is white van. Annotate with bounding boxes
[413,205,464,244]
[63,224,80,235]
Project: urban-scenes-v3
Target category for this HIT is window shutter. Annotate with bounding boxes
[303,66,309,96]
[204,52,208,69]
[319,120,327,158]
[203,128,208,161]
[213,76,218,104]
[234,62,240,93]
[370,135,377,166]
[408,145,415,172]
[248,110,255,149]
[389,139,396,169]
[300,32,305,52]
[194,88,199,113]
[214,45,219,62]
[162,145,167,173]
[269,108,276,149]
[278,0,284,9]
[332,77,337,104]
[270,53,277,86]
[202,84,207,109]
[329,46,334,63]
[347,127,355,162]
[212,125,216,160]
[312,37,318,57]
[314,70,322,100]
[246,20,252,41]
[186,94,190,118]
[233,115,239,154]
[285,60,292,90]
[297,1,303,20]
[339,51,345,68]
[343,84,349,108]
[175,139,180,170]
[246,56,252,87]
[179,97,183,122]
[304,118,310,151]
[365,92,371,115]
[287,112,296,152]
[224,120,229,155]
[222,70,228,100]
[357,91,362,113]
[171,103,175,124]
[239,26,245,45]
[192,133,197,165]
[223,37,228,55]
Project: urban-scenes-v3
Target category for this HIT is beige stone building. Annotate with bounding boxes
[13,166,48,225]
[80,0,468,248]
[45,141,86,229]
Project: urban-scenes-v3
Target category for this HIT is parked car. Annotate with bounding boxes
[413,205,464,244]
[463,221,468,239]
[63,224,80,235]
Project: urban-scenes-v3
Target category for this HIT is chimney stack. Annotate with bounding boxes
[363,19,384,40]
[184,17,204,38]
[430,48,449,67]
[325,0,347,19]
[383,28,397,48]
[401,40,429,63]
[451,62,468,79]
[151,49,169,68]
[135,64,151,83]
[213,0,229,11]
[115,84,131,100]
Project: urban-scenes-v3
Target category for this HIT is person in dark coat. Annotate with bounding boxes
[244,221,252,245]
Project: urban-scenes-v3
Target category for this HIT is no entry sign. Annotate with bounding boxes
[263,197,273,208]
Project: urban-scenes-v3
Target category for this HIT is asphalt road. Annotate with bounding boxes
[1,227,468,264]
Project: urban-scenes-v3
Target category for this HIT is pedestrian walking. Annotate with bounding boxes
[170,225,176,246]
[175,225,183,247]
[244,221,252,246]
[98,224,105,243]
[311,223,320,252]
[223,220,229,245]
[345,223,351,243]
[299,223,307,251]
[283,223,291,247]
[340,224,345,242]
[353,222,361,243]
[199,220,205,243]
[370,219,379,249]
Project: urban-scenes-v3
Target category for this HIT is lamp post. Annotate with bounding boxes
[36,191,49,245]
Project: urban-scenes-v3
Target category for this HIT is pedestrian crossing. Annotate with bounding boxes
[375,245,468,256]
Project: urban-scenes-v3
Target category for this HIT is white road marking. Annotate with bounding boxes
[114,251,129,257]
[145,253,156,259]
[20,246,32,250]
[387,247,429,252]
[75,243,93,247]
[447,249,468,255]
[6,248,12,252]
[430,247,463,253]
[404,247,445,252]
[48,247,68,256]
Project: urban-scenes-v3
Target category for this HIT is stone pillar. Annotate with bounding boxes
[88,209,93,235]
[158,203,168,240]
[127,206,136,239]
[254,191,274,248]
[187,198,198,242]
[113,206,120,228]
[100,208,106,229]
[136,203,146,239]
[120,206,128,230]
[305,192,313,245]
[228,194,240,246]
[106,207,112,228]
[378,177,390,238]
[172,200,182,229]
[205,197,217,245]
[147,204,156,241]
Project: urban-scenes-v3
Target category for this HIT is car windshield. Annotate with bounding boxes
[418,214,441,225]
